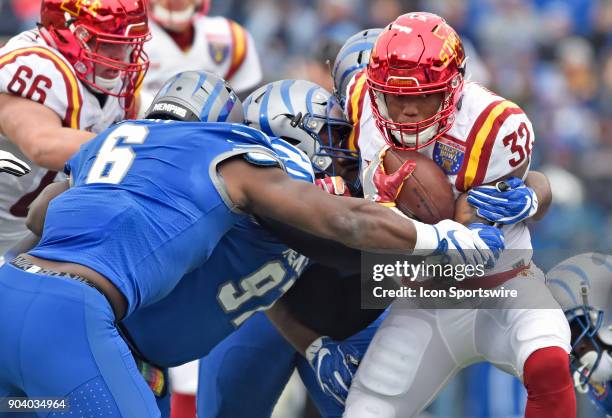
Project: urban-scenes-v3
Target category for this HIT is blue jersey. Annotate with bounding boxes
[30,120,285,315]
[122,138,313,367]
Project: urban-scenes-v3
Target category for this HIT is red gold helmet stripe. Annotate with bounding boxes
[225,20,247,81]
[0,47,82,128]
[457,100,522,190]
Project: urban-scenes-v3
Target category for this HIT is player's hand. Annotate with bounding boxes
[467,177,538,225]
[467,223,505,267]
[362,147,415,206]
[0,150,30,177]
[306,336,361,406]
[315,176,351,196]
[414,220,504,268]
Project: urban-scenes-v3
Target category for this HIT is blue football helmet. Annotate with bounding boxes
[331,28,382,108]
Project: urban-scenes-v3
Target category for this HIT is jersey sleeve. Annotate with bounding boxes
[455,100,534,191]
[225,20,262,93]
[344,70,367,154]
[0,46,83,129]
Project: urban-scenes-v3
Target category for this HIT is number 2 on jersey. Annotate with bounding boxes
[86,124,149,184]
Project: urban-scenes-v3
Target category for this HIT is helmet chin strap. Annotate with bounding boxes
[87,73,122,94]
[152,4,196,28]
[389,123,439,148]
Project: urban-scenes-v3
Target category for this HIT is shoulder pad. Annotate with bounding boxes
[243,151,280,167]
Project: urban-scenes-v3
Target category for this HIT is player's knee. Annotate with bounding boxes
[523,346,572,395]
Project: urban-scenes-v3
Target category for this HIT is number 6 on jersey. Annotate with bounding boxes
[86,124,149,184]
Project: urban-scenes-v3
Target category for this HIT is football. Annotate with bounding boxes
[382,148,455,224]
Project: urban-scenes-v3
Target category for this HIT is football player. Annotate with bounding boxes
[547,253,612,417]
[125,79,362,418]
[0,70,502,416]
[192,79,378,418]
[194,32,513,418]
[0,0,150,255]
[341,13,575,418]
[142,1,262,409]
[189,36,388,418]
[141,0,261,109]
[159,77,361,418]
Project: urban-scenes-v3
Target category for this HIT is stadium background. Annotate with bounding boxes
[1,0,611,416]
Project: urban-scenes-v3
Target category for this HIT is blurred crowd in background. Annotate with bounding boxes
[1,0,610,258]
[1,0,611,416]
[225,0,612,269]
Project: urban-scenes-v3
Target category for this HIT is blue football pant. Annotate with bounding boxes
[0,263,160,418]
[197,312,298,418]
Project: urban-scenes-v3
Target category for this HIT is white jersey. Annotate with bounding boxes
[0,29,125,253]
[346,72,535,273]
[142,16,262,106]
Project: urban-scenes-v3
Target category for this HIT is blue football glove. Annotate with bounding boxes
[306,336,361,406]
[468,223,505,268]
[467,177,538,225]
[415,220,505,269]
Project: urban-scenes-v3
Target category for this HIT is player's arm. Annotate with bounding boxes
[266,297,319,355]
[220,157,505,266]
[220,157,422,252]
[465,169,551,225]
[0,94,94,170]
[256,216,360,272]
[266,298,361,405]
[25,180,69,235]
[525,171,551,221]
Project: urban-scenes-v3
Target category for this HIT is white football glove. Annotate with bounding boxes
[413,219,504,268]
[0,151,30,177]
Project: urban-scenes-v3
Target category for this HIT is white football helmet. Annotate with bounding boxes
[243,79,357,179]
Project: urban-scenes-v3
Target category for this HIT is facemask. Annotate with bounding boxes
[375,91,441,148]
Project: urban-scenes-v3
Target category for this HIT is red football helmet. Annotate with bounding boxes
[149,0,210,30]
[40,0,150,103]
[366,12,466,150]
